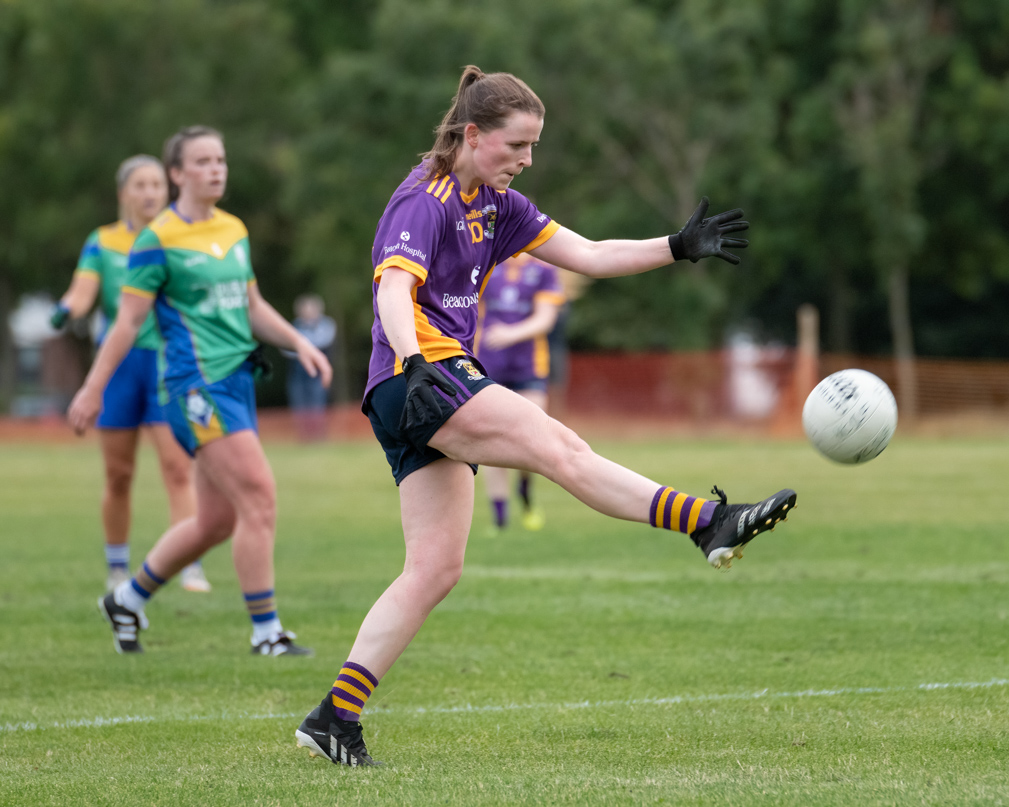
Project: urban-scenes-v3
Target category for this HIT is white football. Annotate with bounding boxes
[802,369,898,464]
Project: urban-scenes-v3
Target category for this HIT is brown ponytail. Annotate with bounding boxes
[421,66,544,181]
[162,125,224,202]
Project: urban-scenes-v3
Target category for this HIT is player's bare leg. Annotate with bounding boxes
[101,431,309,655]
[98,429,139,590]
[431,385,796,567]
[297,458,472,766]
[346,458,474,678]
[483,387,548,531]
[433,385,658,520]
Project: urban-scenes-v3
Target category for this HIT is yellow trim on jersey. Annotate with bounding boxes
[533,290,566,306]
[424,176,456,204]
[514,220,561,256]
[477,263,497,299]
[73,268,100,278]
[148,207,248,258]
[533,333,550,379]
[413,301,466,365]
[375,255,428,285]
[459,186,479,205]
[97,221,137,255]
[121,286,156,300]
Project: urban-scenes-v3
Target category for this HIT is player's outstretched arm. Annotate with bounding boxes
[530,197,749,278]
[67,291,151,434]
[247,283,332,387]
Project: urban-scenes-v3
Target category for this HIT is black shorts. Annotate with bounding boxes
[365,356,497,485]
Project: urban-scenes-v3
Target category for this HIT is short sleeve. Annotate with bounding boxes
[75,230,102,276]
[372,194,444,285]
[493,191,560,263]
[124,227,167,298]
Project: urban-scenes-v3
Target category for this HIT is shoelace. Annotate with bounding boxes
[710,485,728,506]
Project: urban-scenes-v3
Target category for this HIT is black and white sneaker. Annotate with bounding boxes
[691,485,797,569]
[97,592,148,653]
[251,631,314,657]
[295,695,381,767]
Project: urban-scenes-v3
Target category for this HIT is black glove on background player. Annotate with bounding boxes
[50,302,70,329]
[400,353,455,434]
[668,197,749,265]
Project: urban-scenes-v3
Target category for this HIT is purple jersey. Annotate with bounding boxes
[365,164,559,401]
[475,254,565,383]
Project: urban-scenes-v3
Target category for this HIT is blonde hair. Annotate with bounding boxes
[162,125,224,202]
[116,155,163,191]
[421,66,544,181]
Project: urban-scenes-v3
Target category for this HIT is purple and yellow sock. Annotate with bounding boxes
[331,661,379,722]
[244,589,277,624]
[649,486,717,534]
[492,499,508,528]
[129,562,166,602]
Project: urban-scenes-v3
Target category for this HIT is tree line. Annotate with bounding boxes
[2,0,1007,408]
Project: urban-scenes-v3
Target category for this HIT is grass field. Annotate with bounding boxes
[1,433,1008,806]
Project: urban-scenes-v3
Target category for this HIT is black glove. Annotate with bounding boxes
[247,345,273,381]
[668,197,749,265]
[399,353,455,434]
[50,302,70,329]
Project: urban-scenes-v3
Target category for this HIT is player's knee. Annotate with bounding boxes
[199,511,236,544]
[542,424,592,478]
[410,555,464,601]
[104,461,135,496]
[160,456,191,492]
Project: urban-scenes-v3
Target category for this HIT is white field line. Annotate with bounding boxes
[3,677,1007,735]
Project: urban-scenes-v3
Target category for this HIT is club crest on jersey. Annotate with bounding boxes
[455,359,484,380]
[482,205,497,240]
[186,390,214,428]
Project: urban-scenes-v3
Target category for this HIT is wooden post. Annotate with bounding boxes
[795,303,820,406]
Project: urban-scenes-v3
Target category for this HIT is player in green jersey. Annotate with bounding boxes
[69,126,332,655]
[52,155,210,594]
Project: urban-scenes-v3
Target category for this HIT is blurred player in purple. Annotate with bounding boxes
[475,252,564,532]
[295,65,797,766]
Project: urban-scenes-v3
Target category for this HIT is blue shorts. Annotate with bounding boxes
[96,346,167,429]
[165,364,258,457]
[365,356,496,485]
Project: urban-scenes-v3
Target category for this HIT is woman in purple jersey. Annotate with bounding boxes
[296,65,797,766]
[475,252,565,533]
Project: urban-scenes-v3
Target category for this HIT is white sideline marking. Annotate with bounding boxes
[4,678,1007,735]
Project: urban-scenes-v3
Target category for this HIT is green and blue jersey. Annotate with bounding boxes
[75,221,161,351]
[124,205,257,399]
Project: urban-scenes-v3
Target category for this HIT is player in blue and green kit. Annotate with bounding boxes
[52,155,209,594]
[475,252,565,532]
[69,126,331,656]
[295,66,798,767]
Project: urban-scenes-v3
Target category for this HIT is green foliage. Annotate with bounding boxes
[5,0,1009,403]
[0,0,301,304]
